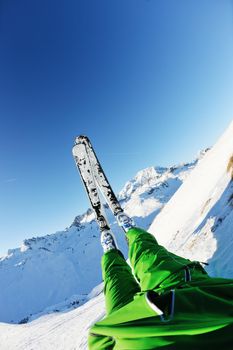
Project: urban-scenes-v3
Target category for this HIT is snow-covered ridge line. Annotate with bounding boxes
[149,120,233,278]
[0,154,201,324]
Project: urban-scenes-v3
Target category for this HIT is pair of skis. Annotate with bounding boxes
[72,136,126,233]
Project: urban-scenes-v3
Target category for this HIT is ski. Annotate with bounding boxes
[72,135,135,233]
[72,138,111,232]
[73,135,123,214]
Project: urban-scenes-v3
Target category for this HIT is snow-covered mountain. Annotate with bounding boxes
[149,121,233,278]
[0,121,233,350]
[0,156,200,325]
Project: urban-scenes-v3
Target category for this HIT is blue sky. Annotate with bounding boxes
[0,0,233,255]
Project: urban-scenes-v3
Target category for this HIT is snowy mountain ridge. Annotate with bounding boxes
[149,121,233,277]
[0,156,200,324]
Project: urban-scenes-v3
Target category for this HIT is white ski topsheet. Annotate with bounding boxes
[72,142,101,207]
[73,136,121,215]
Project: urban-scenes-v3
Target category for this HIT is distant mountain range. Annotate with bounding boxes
[0,150,203,324]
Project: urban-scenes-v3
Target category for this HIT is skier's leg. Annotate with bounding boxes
[101,248,140,315]
[126,227,208,291]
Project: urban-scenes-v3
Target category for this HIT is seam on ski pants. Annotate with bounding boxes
[102,249,140,315]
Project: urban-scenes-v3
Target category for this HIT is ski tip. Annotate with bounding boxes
[74,135,90,145]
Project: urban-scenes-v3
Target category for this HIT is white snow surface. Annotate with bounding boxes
[0,121,233,349]
[0,284,105,350]
[149,120,233,278]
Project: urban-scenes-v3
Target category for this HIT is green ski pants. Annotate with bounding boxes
[102,227,208,315]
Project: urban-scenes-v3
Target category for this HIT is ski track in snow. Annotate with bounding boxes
[0,292,105,350]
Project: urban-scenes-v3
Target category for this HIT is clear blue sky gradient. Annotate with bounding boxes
[0,0,233,255]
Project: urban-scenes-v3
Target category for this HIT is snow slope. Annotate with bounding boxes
[0,284,105,350]
[149,121,233,278]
